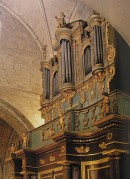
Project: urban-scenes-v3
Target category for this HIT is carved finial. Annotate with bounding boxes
[55,12,66,28]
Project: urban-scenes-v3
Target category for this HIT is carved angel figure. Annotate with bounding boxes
[22,133,28,149]
[59,112,65,131]
[55,12,66,28]
[101,92,110,117]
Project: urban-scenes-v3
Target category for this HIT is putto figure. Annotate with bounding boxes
[55,12,66,28]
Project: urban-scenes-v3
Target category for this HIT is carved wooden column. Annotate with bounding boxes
[88,14,104,74]
[63,163,72,179]
[109,154,121,179]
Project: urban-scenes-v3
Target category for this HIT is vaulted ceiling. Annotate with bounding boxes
[0,0,129,133]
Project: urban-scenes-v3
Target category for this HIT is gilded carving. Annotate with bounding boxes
[81,91,87,103]
[107,66,115,93]
[90,87,96,100]
[62,90,75,107]
[49,155,56,162]
[40,159,46,165]
[95,71,106,93]
[99,142,107,149]
[41,106,51,122]
[22,158,26,166]
[107,132,113,140]
[60,146,66,153]
[100,92,110,118]
[91,108,97,122]
[75,146,90,153]
[59,112,65,131]
[42,125,55,141]
[107,45,116,62]
[22,133,28,149]
[55,12,66,28]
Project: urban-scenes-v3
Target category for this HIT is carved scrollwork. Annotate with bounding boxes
[107,66,115,93]
[107,44,116,62]
[62,90,75,107]
[95,71,106,93]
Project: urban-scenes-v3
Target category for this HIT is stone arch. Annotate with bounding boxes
[0,2,44,54]
[0,99,34,137]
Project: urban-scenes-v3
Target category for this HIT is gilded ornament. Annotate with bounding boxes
[42,126,54,141]
[40,159,45,165]
[62,90,75,107]
[22,158,26,166]
[41,106,51,122]
[107,66,115,93]
[49,155,56,162]
[59,112,65,131]
[100,92,110,118]
[95,71,106,93]
[75,146,90,153]
[22,133,28,149]
[81,92,87,103]
[99,142,107,149]
[61,146,66,153]
[107,132,113,140]
[107,45,116,62]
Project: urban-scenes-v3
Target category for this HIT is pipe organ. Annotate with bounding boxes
[6,13,130,179]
